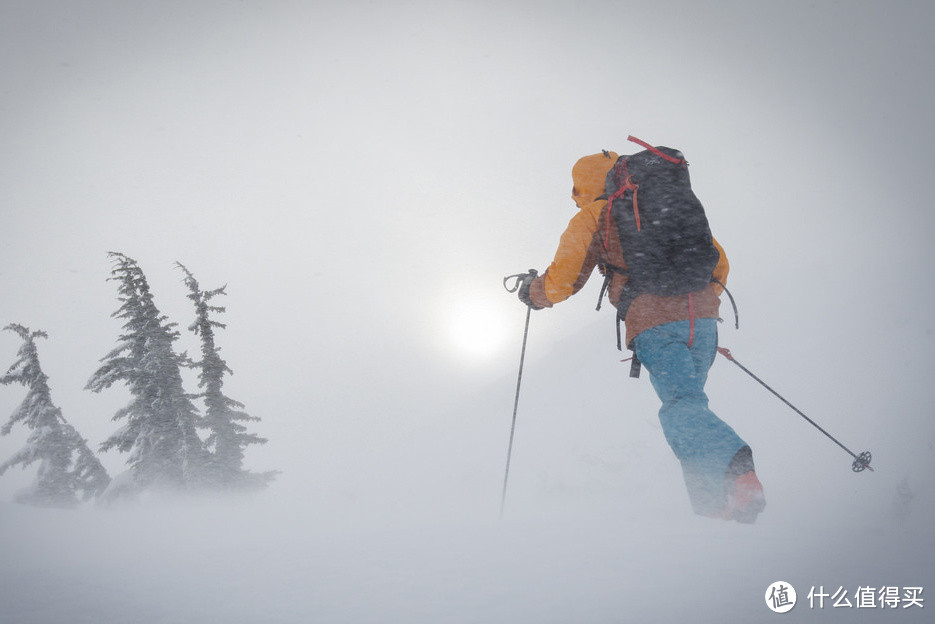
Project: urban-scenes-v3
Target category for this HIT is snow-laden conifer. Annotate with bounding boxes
[0,324,110,506]
[86,252,207,496]
[178,263,276,490]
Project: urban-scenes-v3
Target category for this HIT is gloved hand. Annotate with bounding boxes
[518,272,542,309]
[504,269,542,308]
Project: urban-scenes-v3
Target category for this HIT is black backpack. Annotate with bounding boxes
[604,136,719,317]
[599,137,723,375]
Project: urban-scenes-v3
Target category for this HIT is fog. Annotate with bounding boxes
[1,1,934,621]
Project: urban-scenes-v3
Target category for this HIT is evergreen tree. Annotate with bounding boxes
[178,263,276,490]
[0,324,110,506]
[86,252,207,495]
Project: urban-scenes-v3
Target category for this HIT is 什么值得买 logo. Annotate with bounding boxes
[765,581,797,613]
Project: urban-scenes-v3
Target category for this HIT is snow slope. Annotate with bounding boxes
[0,487,931,624]
[2,307,933,624]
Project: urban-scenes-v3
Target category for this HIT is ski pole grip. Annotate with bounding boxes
[503,269,538,293]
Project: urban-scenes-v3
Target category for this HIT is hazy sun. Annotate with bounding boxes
[447,300,510,362]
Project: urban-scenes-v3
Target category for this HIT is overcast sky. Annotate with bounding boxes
[1,0,933,519]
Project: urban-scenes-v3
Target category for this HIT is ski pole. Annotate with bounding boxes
[717,347,873,473]
[500,270,537,516]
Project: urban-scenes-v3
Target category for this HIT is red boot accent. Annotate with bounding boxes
[725,471,766,524]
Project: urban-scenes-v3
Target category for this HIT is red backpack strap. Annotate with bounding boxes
[604,157,641,247]
[627,135,686,165]
[687,292,695,348]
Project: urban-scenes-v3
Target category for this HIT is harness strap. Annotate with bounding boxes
[596,269,609,311]
[628,350,641,378]
[595,262,629,314]
[687,292,695,348]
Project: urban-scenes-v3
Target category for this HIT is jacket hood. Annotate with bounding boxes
[572,150,619,208]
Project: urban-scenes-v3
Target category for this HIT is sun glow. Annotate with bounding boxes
[447,300,510,362]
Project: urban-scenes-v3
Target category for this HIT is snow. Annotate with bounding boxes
[1,441,932,624]
[6,293,930,622]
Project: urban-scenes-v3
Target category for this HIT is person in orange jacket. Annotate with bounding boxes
[517,149,765,523]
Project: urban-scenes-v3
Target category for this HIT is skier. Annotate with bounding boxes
[516,147,766,523]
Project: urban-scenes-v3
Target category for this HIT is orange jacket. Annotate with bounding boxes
[528,150,729,347]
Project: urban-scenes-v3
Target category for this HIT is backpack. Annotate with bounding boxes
[599,136,722,375]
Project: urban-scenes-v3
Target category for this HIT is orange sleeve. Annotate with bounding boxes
[711,236,729,294]
[536,203,603,305]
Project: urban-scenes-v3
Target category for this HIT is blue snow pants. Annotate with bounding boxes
[633,319,747,516]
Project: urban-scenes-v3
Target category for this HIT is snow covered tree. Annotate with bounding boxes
[178,263,276,490]
[86,252,207,496]
[0,324,110,506]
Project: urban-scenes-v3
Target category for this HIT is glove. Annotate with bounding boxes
[517,270,543,310]
[504,269,543,309]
